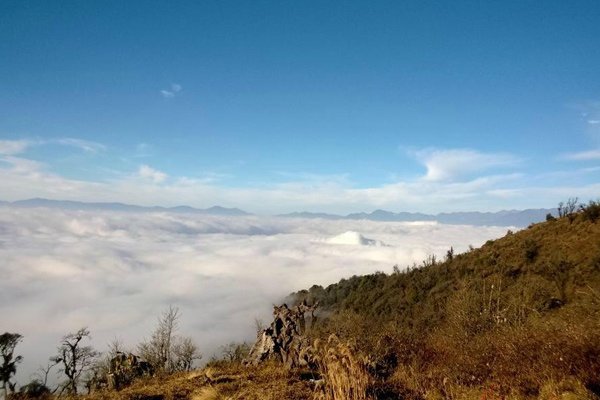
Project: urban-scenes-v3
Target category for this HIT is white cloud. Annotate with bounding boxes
[0,149,596,214]
[160,83,182,98]
[561,149,600,161]
[0,142,596,213]
[412,148,520,182]
[0,208,511,383]
[0,139,31,155]
[588,120,600,125]
[1,156,45,174]
[0,137,107,157]
[138,164,167,183]
[55,138,106,153]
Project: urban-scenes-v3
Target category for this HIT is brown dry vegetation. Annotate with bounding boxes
[13,205,600,400]
[77,362,315,400]
[312,336,371,400]
[295,211,600,399]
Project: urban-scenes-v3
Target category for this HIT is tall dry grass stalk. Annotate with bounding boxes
[192,386,230,400]
[312,335,372,400]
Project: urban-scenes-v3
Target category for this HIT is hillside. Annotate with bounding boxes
[12,204,600,400]
[291,209,600,399]
[295,213,600,328]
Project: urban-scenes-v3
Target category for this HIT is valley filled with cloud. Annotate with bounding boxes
[0,207,511,383]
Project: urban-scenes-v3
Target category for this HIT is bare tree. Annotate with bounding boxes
[106,337,126,359]
[138,306,182,373]
[566,197,579,223]
[138,307,201,374]
[566,197,579,214]
[220,342,250,362]
[51,327,98,395]
[171,336,201,371]
[558,198,579,221]
[0,332,23,397]
[33,362,57,391]
[558,201,564,218]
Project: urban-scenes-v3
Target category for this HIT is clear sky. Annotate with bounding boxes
[1,0,599,213]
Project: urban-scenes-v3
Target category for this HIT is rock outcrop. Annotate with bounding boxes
[245,300,318,368]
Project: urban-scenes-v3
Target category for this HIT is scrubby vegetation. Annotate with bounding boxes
[293,201,600,398]
[5,200,600,399]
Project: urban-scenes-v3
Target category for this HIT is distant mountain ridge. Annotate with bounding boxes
[1,198,555,226]
[2,198,250,216]
[279,208,556,227]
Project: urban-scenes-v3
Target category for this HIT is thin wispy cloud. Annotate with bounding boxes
[160,83,182,98]
[0,138,106,156]
[55,138,107,153]
[562,149,600,161]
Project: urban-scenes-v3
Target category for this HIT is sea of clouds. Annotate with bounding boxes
[0,207,512,384]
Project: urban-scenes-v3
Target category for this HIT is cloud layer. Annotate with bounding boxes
[0,208,511,384]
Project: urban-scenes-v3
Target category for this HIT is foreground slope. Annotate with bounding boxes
[294,213,600,398]
[82,363,314,400]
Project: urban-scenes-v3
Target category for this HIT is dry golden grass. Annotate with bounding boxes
[80,362,314,400]
[298,216,600,399]
[312,335,372,400]
[190,387,228,400]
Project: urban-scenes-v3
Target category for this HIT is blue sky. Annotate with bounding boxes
[1,0,599,213]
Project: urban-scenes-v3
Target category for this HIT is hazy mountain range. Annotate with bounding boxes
[280,209,555,227]
[0,198,555,227]
[0,198,250,216]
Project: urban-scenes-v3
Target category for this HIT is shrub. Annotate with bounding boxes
[17,380,51,399]
[523,239,540,262]
[558,198,578,218]
[580,200,600,223]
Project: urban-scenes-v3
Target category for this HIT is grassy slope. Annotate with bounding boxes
[297,217,600,326]
[82,363,315,400]
[294,216,600,398]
